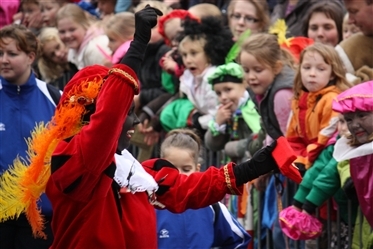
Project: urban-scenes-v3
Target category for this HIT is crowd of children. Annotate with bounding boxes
[0,0,373,249]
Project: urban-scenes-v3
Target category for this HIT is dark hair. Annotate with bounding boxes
[302,1,345,44]
[178,16,234,66]
[0,24,40,57]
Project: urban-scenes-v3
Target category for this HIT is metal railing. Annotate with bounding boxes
[128,143,371,249]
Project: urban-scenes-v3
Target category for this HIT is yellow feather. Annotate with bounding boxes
[269,19,290,47]
[0,77,104,238]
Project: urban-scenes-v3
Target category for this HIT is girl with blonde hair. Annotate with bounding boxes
[103,12,135,66]
[56,3,111,69]
[38,27,78,90]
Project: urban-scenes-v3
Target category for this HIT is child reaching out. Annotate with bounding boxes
[156,129,251,248]
[279,114,357,242]
[286,43,352,173]
[332,80,373,229]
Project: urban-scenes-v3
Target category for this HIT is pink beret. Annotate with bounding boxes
[332,80,373,113]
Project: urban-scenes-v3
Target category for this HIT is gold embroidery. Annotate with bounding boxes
[223,165,236,195]
[108,68,139,93]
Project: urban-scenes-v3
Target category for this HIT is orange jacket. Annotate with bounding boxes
[286,86,341,168]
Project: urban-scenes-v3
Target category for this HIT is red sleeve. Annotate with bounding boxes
[51,64,138,199]
[143,159,243,213]
[79,64,137,175]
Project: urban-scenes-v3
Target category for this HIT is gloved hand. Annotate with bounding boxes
[342,177,358,202]
[233,140,277,186]
[134,5,163,44]
[295,162,306,177]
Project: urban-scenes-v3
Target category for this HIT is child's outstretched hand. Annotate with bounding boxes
[215,102,233,125]
[134,5,163,43]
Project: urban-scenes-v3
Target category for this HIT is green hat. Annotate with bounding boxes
[208,62,244,86]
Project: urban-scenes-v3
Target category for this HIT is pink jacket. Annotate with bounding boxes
[0,0,20,28]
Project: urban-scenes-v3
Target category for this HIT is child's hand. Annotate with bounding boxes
[215,102,233,125]
[162,55,177,74]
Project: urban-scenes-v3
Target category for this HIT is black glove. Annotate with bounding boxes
[295,162,306,177]
[120,5,162,73]
[233,140,278,186]
[342,177,358,201]
[134,5,163,44]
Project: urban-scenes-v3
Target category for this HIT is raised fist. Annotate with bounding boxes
[134,5,163,43]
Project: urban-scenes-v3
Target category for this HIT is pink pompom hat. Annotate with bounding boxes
[332,80,373,113]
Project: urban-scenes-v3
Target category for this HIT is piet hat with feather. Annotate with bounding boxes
[0,64,139,238]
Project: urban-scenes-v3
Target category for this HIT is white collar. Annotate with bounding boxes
[333,136,373,162]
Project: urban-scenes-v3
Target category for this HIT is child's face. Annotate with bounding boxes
[229,1,260,41]
[41,0,61,27]
[43,38,68,64]
[179,38,209,76]
[240,51,277,96]
[107,35,123,54]
[343,21,361,40]
[300,51,333,93]
[98,0,115,16]
[164,18,183,46]
[307,12,339,47]
[22,3,43,29]
[214,82,246,111]
[0,38,35,84]
[162,147,200,176]
[57,17,86,50]
[344,111,373,145]
[337,114,349,137]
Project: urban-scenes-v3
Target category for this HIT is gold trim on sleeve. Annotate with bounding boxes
[223,165,236,195]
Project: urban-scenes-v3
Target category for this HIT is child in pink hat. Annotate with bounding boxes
[332,80,373,228]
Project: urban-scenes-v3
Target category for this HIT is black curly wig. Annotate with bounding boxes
[178,16,234,66]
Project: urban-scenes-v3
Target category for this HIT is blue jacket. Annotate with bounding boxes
[156,202,251,249]
[0,73,58,216]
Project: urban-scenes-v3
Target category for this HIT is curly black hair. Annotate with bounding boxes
[178,16,234,66]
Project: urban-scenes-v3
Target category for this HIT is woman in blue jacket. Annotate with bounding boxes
[156,129,251,249]
[0,24,60,249]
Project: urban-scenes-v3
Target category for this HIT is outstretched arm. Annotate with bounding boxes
[142,141,279,212]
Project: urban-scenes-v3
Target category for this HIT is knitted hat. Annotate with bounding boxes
[332,80,373,113]
[208,62,243,86]
[158,9,199,46]
[0,64,139,238]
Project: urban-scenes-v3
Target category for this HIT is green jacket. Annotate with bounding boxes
[294,144,339,206]
[294,140,359,224]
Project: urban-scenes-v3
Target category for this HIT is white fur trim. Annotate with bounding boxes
[335,45,355,74]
